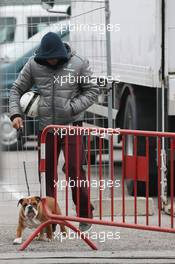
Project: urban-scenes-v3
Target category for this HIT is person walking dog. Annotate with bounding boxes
[9,32,99,232]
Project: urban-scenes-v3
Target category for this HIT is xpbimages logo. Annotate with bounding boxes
[54,229,120,243]
[52,22,121,35]
[53,73,120,87]
[54,179,120,191]
[53,126,120,139]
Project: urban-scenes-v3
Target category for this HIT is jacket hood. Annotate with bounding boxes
[34,32,70,66]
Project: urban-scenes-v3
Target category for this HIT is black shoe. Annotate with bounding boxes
[79,222,92,232]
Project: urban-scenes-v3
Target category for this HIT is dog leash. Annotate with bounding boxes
[17,128,31,196]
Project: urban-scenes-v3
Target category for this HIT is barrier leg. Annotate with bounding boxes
[63,220,97,250]
[19,219,97,251]
[19,220,53,251]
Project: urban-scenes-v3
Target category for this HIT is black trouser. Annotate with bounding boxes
[38,122,94,218]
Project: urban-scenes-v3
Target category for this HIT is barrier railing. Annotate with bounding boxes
[19,125,175,250]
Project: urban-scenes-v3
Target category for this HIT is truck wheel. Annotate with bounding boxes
[123,93,157,196]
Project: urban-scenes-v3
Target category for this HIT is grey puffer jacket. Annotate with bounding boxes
[9,42,99,130]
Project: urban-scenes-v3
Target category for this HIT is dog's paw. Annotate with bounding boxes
[35,234,52,242]
[13,237,22,245]
[35,235,45,241]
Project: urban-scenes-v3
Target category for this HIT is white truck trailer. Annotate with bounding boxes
[70,0,175,196]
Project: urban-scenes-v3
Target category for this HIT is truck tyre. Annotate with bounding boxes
[123,92,157,196]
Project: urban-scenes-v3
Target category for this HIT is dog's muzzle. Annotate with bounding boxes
[25,205,37,219]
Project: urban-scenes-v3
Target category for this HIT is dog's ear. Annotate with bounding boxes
[35,196,41,203]
[17,198,24,207]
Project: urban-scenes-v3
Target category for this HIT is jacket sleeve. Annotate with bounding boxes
[70,58,100,115]
[9,58,34,120]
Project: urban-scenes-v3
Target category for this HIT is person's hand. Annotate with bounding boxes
[12,117,23,130]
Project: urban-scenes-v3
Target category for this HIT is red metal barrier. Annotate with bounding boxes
[19,125,175,251]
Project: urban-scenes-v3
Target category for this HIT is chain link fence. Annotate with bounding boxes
[0,0,120,202]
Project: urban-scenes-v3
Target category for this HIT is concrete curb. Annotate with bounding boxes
[93,197,154,216]
[0,250,175,258]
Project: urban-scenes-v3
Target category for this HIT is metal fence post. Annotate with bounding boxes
[105,0,113,189]
[105,0,112,129]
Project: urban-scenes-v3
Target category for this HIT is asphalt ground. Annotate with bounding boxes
[0,150,175,263]
[0,205,175,264]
